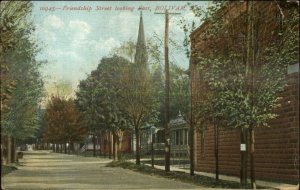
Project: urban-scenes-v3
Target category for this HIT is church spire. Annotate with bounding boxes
[134,11,148,65]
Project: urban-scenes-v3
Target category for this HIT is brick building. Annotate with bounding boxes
[99,131,132,155]
[190,1,299,182]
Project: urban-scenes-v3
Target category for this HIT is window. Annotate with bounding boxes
[176,130,180,145]
[185,129,189,145]
[180,130,184,145]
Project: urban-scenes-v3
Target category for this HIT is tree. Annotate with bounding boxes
[109,39,136,63]
[76,56,131,160]
[121,61,158,165]
[43,96,86,153]
[1,1,45,164]
[170,64,189,119]
[95,56,131,160]
[76,75,102,156]
[110,33,190,165]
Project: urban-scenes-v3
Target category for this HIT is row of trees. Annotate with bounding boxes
[74,35,189,163]
[1,2,45,164]
[181,1,298,188]
[42,96,86,153]
[37,21,189,164]
[76,55,158,162]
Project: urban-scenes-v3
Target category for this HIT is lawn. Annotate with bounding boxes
[106,160,277,189]
[1,165,17,176]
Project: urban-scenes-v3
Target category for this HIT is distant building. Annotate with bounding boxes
[81,131,131,155]
[170,112,189,158]
[134,11,148,66]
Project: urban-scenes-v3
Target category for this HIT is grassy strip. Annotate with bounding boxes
[1,165,18,176]
[141,159,190,167]
[106,161,276,189]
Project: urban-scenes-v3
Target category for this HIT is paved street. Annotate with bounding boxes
[2,151,202,190]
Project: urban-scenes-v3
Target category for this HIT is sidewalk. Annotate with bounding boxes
[129,159,299,190]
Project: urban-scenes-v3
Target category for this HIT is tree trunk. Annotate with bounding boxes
[241,0,252,188]
[113,132,118,161]
[104,139,107,158]
[7,136,12,164]
[1,140,5,165]
[11,137,16,163]
[190,118,195,176]
[215,124,219,182]
[93,133,96,157]
[108,132,112,159]
[151,134,154,168]
[135,126,140,165]
[240,129,248,188]
[131,134,134,154]
[250,127,256,189]
[117,133,123,160]
[245,132,248,186]
[112,132,116,160]
[1,144,4,165]
[98,131,102,156]
[249,0,256,188]
[70,142,74,153]
[64,143,67,154]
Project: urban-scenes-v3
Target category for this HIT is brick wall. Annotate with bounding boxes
[190,1,299,182]
[100,131,131,154]
[194,72,299,181]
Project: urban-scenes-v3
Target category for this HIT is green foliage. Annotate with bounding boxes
[179,2,227,59]
[169,64,189,120]
[0,1,45,140]
[121,61,158,128]
[1,165,17,176]
[76,56,132,133]
[47,80,74,98]
[109,39,136,63]
[185,2,299,129]
[110,37,189,126]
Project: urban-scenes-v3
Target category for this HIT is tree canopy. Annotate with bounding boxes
[1,1,44,140]
[43,96,86,145]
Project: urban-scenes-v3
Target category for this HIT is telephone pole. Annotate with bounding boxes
[155,9,180,173]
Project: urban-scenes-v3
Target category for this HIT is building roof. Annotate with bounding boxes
[170,111,188,127]
[134,11,148,65]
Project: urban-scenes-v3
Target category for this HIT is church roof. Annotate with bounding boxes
[134,11,148,65]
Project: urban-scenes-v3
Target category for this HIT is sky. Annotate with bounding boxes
[32,1,208,96]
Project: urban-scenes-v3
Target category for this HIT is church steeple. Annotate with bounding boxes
[134,11,148,65]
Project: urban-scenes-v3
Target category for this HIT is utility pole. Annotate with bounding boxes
[249,0,256,188]
[155,9,180,173]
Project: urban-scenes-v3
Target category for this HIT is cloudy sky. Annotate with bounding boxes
[32,1,208,95]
